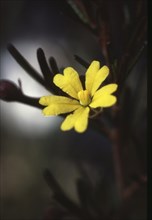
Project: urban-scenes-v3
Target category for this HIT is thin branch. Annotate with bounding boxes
[110,129,124,200]
[7,44,47,89]
[49,57,60,74]
[43,169,85,218]
[124,41,147,79]
[74,55,89,68]
[17,95,42,109]
[117,16,147,83]
[117,41,147,96]
[37,48,53,84]
[122,175,147,200]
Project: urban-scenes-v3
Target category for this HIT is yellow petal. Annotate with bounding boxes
[61,107,90,133]
[90,84,118,108]
[53,67,83,99]
[42,104,80,116]
[92,84,118,100]
[39,96,80,116]
[85,60,100,94]
[91,66,109,96]
[39,95,79,106]
[90,95,117,108]
[74,107,90,132]
[85,61,109,96]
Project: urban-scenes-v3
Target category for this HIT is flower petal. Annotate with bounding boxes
[90,95,117,108]
[85,60,100,94]
[39,95,79,106]
[92,84,118,100]
[61,107,90,133]
[74,107,90,132]
[91,66,109,96]
[53,67,83,99]
[85,61,109,96]
[39,96,80,115]
[90,84,118,108]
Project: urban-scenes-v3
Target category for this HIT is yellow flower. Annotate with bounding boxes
[39,60,118,133]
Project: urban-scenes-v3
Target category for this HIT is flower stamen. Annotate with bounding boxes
[78,90,91,106]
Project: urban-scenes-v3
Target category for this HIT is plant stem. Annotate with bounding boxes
[110,129,124,200]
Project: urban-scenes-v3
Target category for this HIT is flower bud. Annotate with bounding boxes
[0,80,22,102]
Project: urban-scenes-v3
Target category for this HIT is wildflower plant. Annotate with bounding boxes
[0,0,147,220]
[39,61,118,133]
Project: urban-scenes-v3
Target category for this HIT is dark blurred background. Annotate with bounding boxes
[0,1,147,220]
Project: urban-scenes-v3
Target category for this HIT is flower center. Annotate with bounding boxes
[78,90,91,106]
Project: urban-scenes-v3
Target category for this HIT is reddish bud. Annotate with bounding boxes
[0,80,22,102]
